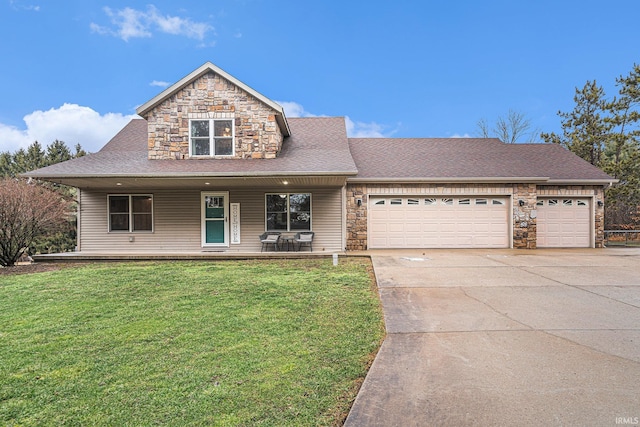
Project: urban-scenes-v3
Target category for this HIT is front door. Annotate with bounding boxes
[202,192,229,247]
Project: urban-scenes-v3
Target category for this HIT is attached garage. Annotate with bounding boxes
[536,198,591,248]
[369,196,509,249]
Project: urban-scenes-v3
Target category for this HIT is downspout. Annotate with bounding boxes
[76,188,81,252]
[341,184,347,251]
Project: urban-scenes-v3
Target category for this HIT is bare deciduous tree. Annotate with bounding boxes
[0,179,72,267]
[477,109,539,143]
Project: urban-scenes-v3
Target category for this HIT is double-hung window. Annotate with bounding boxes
[108,195,153,232]
[190,119,234,156]
[266,193,311,231]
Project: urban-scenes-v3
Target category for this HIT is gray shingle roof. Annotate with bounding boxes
[26,117,358,178]
[347,138,614,183]
[25,118,614,185]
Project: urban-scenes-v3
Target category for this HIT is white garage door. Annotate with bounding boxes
[537,198,591,248]
[369,196,509,249]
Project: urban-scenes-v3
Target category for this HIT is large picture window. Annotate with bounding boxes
[266,193,311,231]
[190,119,234,156]
[108,195,153,232]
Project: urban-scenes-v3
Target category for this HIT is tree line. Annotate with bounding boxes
[1,140,86,178]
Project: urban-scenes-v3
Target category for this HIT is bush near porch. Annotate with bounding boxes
[0,259,384,426]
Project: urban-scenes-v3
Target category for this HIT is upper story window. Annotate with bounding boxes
[190,119,234,157]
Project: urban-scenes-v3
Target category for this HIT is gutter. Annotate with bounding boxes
[346,177,618,185]
[346,177,552,184]
[23,170,360,180]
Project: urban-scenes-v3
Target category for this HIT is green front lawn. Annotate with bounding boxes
[0,259,384,426]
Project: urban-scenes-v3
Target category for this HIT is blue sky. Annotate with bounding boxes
[0,0,638,153]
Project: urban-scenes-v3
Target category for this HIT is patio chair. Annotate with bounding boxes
[294,231,314,252]
[259,232,281,252]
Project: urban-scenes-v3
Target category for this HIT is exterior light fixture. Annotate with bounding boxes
[116,182,122,186]
[597,200,604,207]
[205,182,210,185]
[282,180,289,185]
[518,199,525,207]
[356,198,362,207]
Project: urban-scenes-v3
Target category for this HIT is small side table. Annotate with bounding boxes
[279,236,295,251]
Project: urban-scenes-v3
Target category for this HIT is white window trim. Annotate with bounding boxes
[107,194,154,233]
[189,118,235,158]
[265,193,312,232]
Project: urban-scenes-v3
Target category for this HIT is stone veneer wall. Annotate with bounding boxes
[345,183,606,250]
[145,71,283,160]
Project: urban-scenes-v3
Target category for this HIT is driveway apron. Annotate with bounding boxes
[344,249,640,427]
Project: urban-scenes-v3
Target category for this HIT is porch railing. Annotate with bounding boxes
[604,230,640,247]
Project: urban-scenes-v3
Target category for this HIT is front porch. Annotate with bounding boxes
[32,250,347,263]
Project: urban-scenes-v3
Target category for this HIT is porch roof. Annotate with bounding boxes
[25,117,358,189]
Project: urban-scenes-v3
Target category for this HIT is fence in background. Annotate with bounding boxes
[604,230,640,247]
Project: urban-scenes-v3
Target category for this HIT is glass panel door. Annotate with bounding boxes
[202,192,229,246]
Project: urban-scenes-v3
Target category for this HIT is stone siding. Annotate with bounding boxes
[145,71,283,160]
[345,183,606,250]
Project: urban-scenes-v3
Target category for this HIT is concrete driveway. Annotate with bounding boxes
[344,248,640,427]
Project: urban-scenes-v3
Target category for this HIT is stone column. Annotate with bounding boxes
[513,184,537,249]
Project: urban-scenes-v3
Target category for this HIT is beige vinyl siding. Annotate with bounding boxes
[79,187,343,253]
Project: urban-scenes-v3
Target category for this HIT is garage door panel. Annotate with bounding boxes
[370,211,389,221]
[457,222,474,233]
[388,211,407,220]
[405,211,422,220]
[387,223,405,233]
[370,223,389,233]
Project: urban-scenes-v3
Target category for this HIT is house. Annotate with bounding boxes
[26,62,615,254]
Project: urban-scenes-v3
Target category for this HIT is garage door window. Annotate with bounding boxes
[425,198,437,205]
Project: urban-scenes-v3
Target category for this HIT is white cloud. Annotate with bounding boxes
[449,133,471,138]
[150,80,171,88]
[345,116,389,138]
[0,104,137,153]
[9,0,40,11]
[90,5,213,42]
[278,101,317,118]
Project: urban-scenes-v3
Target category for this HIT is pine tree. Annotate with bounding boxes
[604,64,640,228]
[541,81,610,167]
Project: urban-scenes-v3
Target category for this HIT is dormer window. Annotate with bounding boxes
[190,119,234,157]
